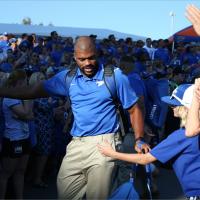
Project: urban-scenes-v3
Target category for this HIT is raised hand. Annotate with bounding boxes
[186,4,200,36]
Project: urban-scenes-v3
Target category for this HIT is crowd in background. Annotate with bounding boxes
[0,30,200,198]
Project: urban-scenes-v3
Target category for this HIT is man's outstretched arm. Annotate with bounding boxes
[0,81,49,100]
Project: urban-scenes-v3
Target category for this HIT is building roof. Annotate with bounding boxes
[0,23,146,40]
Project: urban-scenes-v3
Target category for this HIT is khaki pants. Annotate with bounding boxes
[57,133,121,200]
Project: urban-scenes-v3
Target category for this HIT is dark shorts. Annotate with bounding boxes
[1,137,31,158]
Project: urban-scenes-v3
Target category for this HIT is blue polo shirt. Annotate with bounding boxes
[150,128,200,197]
[44,65,138,136]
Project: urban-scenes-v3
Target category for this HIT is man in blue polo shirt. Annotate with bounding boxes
[45,36,150,199]
[0,36,149,200]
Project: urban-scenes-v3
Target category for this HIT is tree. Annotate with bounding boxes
[48,22,54,26]
[22,17,32,25]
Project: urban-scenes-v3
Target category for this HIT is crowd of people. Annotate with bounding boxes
[0,3,199,200]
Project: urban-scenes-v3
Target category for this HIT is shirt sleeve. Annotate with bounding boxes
[43,70,69,97]
[4,98,21,108]
[114,68,138,109]
[128,77,145,97]
[150,129,191,163]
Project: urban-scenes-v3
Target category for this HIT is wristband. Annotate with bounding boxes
[136,140,145,150]
[135,137,145,142]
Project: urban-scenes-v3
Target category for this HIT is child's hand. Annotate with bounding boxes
[97,140,116,157]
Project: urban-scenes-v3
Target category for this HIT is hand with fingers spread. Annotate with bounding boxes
[97,140,116,157]
[186,4,200,36]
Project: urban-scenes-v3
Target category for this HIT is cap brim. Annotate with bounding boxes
[161,96,182,106]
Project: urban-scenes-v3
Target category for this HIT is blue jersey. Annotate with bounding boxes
[150,128,200,197]
[127,71,146,97]
[44,65,138,137]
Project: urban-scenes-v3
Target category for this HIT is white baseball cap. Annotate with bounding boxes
[161,84,194,108]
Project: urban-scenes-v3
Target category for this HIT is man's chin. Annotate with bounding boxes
[84,72,95,77]
[82,69,96,77]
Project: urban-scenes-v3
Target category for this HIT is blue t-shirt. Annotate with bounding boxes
[184,52,200,65]
[0,62,12,73]
[150,128,200,197]
[44,65,138,137]
[127,71,146,97]
[134,61,146,74]
[2,98,29,141]
[154,48,171,65]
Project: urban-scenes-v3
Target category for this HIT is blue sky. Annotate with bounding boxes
[0,0,199,39]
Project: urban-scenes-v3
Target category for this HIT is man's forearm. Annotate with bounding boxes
[0,86,32,99]
[129,103,144,139]
[0,82,49,100]
[0,86,39,99]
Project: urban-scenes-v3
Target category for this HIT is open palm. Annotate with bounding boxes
[186,5,200,36]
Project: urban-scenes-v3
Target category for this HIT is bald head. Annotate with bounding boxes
[73,36,98,78]
[74,36,96,52]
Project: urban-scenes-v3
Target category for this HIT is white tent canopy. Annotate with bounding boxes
[0,23,146,40]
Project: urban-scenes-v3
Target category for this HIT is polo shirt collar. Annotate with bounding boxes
[76,64,104,81]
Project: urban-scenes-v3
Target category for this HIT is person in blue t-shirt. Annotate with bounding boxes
[98,84,200,199]
[0,36,150,200]
[0,69,33,199]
